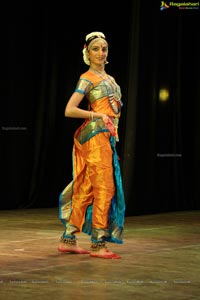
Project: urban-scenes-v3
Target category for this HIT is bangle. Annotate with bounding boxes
[90,111,94,120]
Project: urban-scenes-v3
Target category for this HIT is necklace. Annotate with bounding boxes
[89,67,106,77]
[89,68,123,114]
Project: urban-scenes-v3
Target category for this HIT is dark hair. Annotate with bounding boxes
[86,35,106,48]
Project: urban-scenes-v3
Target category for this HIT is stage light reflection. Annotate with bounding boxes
[159,88,169,102]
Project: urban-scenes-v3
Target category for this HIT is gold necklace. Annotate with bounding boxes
[89,68,116,86]
[89,68,106,77]
[89,67,123,114]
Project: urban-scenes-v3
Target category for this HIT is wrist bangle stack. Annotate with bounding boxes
[90,111,94,120]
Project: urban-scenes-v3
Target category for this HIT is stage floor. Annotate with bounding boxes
[0,208,199,300]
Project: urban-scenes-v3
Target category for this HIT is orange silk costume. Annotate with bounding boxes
[59,71,126,243]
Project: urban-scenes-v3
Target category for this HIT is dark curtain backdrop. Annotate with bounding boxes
[124,2,200,215]
[1,1,200,215]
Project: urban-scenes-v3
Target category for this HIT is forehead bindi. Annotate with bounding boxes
[91,39,108,49]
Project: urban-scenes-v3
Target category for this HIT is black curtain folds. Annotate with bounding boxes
[125,4,200,215]
[1,1,200,213]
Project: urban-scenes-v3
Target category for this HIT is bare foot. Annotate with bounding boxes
[90,247,121,259]
[58,242,90,254]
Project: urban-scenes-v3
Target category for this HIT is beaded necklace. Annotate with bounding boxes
[89,68,123,115]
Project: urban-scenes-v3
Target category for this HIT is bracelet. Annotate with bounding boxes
[90,111,94,120]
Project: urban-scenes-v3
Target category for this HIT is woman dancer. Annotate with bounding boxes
[58,31,126,259]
